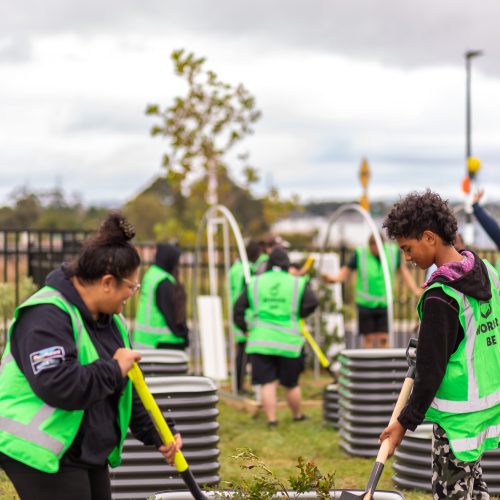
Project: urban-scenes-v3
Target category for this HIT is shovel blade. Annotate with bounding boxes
[338,491,369,500]
[339,491,372,500]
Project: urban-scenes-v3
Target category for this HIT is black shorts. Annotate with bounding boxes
[249,353,304,388]
[357,305,388,335]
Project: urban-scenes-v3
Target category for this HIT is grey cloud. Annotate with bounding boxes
[2,0,499,75]
[64,103,149,134]
[0,37,32,63]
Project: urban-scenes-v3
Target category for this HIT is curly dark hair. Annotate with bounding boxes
[382,190,457,245]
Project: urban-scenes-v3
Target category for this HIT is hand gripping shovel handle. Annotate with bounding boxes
[128,363,208,500]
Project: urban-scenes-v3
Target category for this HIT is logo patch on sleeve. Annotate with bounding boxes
[30,346,66,375]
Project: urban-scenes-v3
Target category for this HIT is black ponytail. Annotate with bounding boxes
[70,212,140,282]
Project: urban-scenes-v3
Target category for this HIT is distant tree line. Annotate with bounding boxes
[0,186,109,231]
[0,176,298,244]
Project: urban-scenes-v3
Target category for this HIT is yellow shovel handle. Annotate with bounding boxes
[300,255,315,274]
[128,363,188,472]
[299,320,330,368]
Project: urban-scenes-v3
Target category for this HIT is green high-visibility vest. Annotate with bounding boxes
[133,265,184,348]
[421,261,500,462]
[245,270,307,358]
[0,286,132,473]
[355,243,399,308]
[229,260,247,343]
[253,253,269,275]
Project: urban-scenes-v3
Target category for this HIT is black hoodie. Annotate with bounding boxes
[1,265,174,468]
[153,244,189,346]
[398,251,492,431]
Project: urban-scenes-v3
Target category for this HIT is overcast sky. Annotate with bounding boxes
[1,0,500,206]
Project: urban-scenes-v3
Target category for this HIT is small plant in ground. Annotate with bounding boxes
[214,448,335,499]
[289,456,335,499]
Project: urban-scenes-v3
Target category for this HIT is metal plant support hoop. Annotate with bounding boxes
[191,205,251,395]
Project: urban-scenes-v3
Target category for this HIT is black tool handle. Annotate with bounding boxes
[180,469,209,500]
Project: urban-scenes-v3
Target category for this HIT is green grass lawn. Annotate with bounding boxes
[0,472,17,499]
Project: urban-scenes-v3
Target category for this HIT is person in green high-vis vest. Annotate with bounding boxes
[133,243,189,350]
[0,214,182,500]
[229,240,262,394]
[234,247,319,427]
[380,190,500,499]
[322,233,421,348]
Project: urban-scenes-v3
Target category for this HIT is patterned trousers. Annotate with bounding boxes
[432,423,490,499]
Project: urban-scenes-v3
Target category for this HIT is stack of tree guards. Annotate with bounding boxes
[323,383,340,429]
[393,422,500,496]
[136,349,189,377]
[109,357,220,499]
[338,349,408,457]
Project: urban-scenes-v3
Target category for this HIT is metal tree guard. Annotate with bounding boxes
[191,204,251,395]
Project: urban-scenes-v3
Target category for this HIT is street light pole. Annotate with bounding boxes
[464,50,483,246]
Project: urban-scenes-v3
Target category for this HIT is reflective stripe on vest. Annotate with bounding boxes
[0,407,62,455]
[34,290,84,350]
[0,352,13,379]
[250,320,301,336]
[245,340,303,355]
[450,424,500,453]
[133,324,173,334]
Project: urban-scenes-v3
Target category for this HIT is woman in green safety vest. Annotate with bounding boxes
[322,233,422,348]
[233,246,319,427]
[380,190,500,499]
[0,214,182,500]
[133,243,189,350]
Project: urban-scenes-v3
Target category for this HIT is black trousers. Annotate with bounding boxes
[2,459,111,500]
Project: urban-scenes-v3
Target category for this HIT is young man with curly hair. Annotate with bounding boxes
[379,190,500,499]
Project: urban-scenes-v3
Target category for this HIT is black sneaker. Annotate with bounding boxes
[293,415,309,422]
[267,420,279,428]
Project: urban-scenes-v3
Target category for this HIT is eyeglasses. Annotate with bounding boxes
[121,277,141,293]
